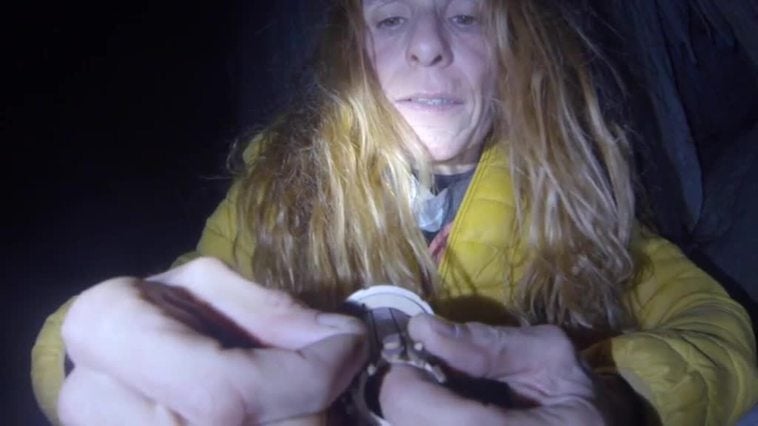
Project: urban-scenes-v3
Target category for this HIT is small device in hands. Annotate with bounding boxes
[338,285,444,425]
[138,281,512,425]
[338,285,514,425]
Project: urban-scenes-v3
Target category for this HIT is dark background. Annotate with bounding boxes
[3,1,278,423]
[2,1,756,424]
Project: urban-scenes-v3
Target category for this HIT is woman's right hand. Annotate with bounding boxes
[57,257,368,425]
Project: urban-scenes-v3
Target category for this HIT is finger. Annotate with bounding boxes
[63,280,367,424]
[379,364,508,426]
[378,365,600,426]
[147,257,365,349]
[244,333,369,423]
[406,314,498,377]
[58,367,182,426]
[408,315,579,380]
[59,369,334,426]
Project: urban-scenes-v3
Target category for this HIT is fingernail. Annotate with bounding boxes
[316,313,365,335]
[427,315,455,337]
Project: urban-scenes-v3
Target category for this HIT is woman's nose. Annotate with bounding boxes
[406,14,452,68]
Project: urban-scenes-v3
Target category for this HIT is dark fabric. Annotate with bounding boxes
[422,169,476,243]
[589,0,758,317]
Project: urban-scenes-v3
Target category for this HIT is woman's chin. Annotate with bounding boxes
[425,144,482,174]
[430,158,479,175]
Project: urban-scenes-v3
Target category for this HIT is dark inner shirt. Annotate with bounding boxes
[421,168,476,243]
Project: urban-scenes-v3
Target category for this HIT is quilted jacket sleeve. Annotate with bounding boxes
[31,297,76,424]
[30,182,247,425]
[589,234,758,425]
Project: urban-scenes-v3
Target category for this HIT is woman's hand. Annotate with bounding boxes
[379,315,608,426]
[58,257,368,425]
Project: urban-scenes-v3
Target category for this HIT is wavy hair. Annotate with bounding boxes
[234,0,638,331]
[235,0,436,310]
[486,0,637,331]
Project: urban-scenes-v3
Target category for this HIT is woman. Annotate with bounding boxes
[33,0,757,424]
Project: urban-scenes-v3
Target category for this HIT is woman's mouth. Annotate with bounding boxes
[396,94,464,111]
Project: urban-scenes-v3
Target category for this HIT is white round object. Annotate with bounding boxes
[345,285,434,315]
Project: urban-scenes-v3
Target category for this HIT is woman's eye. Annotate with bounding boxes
[377,16,407,30]
[450,14,479,27]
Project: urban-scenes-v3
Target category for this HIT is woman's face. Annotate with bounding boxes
[363,0,495,173]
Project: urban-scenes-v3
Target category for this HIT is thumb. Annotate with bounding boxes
[407,314,505,379]
[298,331,370,402]
[409,315,581,382]
[252,332,369,423]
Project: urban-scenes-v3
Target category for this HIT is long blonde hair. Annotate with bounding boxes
[235,0,638,331]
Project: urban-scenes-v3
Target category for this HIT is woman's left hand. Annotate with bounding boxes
[379,315,608,426]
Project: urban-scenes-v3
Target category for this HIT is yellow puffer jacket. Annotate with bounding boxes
[32,144,758,425]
